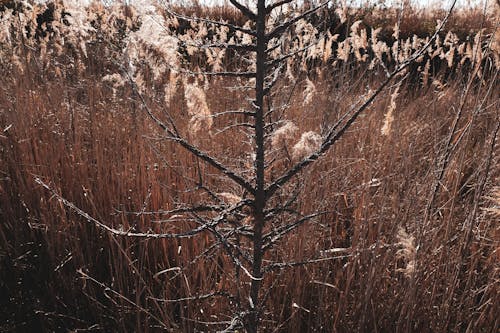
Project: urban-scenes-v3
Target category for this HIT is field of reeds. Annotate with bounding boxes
[0,0,499,332]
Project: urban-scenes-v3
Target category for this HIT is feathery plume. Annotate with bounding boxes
[184,82,213,136]
[422,59,431,87]
[484,187,500,217]
[337,39,351,62]
[271,121,299,150]
[218,192,242,206]
[303,78,316,106]
[396,227,416,278]
[335,0,348,24]
[292,131,322,160]
[381,84,400,136]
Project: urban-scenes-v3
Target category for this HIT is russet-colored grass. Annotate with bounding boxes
[0,1,498,332]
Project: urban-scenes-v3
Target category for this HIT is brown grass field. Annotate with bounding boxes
[0,0,499,332]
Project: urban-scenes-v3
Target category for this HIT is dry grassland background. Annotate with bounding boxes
[0,0,499,332]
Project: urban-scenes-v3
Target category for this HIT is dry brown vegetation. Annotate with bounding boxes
[0,0,499,332]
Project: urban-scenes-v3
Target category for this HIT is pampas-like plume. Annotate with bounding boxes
[322,32,335,62]
[337,40,351,62]
[422,59,431,87]
[485,187,500,217]
[371,27,390,69]
[126,8,178,79]
[335,0,348,24]
[58,0,97,58]
[218,192,242,206]
[381,84,400,136]
[292,131,322,160]
[303,78,316,106]
[396,227,416,278]
[102,73,125,98]
[350,21,368,62]
[184,82,213,136]
[0,7,13,45]
[271,121,299,150]
[102,73,125,87]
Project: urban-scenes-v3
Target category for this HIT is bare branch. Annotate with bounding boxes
[183,40,257,52]
[35,178,246,239]
[191,213,261,281]
[265,43,315,68]
[192,212,253,263]
[149,291,233,303]
[213,123,255,137]
[262,211,327,251]
[263,62,285,94]
[218,312,247,333]
[78,269,170,329]
[265,75,394,198]
[229,0,257,21]
[166,8,256,36]
[264,183,302,219]
[265,41,282,54]
[263,254,352,273]
[266,0,294,14]
[211,109,256,118]
[172,137,255,194]
[181,69,256,78]
[266,1,330,41]
[115,205,223,216]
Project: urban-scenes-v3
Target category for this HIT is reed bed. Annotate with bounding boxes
[0,0,498,332]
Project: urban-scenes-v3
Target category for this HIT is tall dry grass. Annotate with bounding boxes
[0,1,499,332]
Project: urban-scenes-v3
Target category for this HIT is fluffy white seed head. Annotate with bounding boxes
[396,227,416,278]
[303,78,317,106]
[292,131,322,161]
[381,84,400,136]
[271,121,299,150]
[184,82,213,136]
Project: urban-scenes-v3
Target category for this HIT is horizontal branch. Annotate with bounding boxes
[213,122,255,136]
[265,43,316,68]
[180,68,256,78]
[115,205,223,216]
[263,253,352,273]
[167,8,256,36]
[148,291,233,303]
[182,41,256,52]
[211,109,256,118]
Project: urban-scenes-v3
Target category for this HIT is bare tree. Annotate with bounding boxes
[37,0,458,331]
